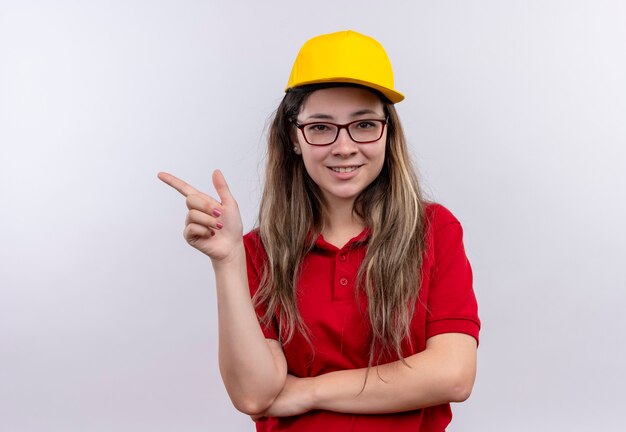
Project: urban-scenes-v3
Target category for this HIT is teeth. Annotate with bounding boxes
[331,166,358,173]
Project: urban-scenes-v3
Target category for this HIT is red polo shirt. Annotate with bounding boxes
[243,203,480,431]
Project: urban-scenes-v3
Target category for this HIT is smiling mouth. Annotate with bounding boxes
[329,166,361,173]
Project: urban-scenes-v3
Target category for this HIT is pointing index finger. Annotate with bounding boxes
[157,172,200,198]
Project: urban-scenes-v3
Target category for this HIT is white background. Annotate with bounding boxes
[1,1,625,431]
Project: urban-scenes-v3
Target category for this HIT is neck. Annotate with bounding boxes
[321,197,365,247]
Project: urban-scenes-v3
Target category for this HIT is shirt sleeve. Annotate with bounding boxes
[425,210,481,344]
[243,231,280,341]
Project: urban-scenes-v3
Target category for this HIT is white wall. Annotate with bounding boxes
[1,1,625,430]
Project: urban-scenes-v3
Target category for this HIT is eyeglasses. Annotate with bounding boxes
[293,118,387,146]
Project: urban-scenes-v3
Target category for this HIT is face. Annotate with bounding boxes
[293,87,387,208]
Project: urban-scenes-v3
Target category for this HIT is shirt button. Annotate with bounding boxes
[339,277,348,286]
[339,254,347,262]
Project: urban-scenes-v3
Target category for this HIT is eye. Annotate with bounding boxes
[306,123,332,132]
[355,120,377,129]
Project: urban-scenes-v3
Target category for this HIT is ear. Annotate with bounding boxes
[290,126,302,154]
[290,128,300,145]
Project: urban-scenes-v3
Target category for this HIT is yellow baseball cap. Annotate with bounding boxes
[286,30,404,103]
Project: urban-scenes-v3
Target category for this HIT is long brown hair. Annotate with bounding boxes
[253,84,427,365]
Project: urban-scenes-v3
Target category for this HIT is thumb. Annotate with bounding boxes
[212,169,234,203]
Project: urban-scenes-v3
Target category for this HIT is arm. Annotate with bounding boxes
[158,171,287,415]
[213,249,288,415]
[311,333,477,413]
[257,332,476,418]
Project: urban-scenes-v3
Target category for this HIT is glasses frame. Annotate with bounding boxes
[293,117,388,146]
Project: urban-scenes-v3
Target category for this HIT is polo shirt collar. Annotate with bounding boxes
[313,227,371,252]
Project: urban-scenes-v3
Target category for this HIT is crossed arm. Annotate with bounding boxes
[254,332,476,419]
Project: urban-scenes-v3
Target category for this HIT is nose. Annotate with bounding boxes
[331,128,358,157]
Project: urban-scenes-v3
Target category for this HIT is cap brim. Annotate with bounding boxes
[286,77,405,104]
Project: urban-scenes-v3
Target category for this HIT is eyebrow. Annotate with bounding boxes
[304,109,383,121]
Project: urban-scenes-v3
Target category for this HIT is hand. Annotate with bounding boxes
[157,170,243,263]
[250,374,314,422]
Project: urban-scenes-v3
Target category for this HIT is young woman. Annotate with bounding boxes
[159,30,480,432]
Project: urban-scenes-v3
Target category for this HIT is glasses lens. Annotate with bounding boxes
[348,120,384,143]
[303,123,338,145]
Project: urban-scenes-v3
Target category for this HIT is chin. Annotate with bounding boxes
[323,188,363,203]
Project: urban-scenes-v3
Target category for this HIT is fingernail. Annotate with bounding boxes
[216,222,224,230]
[212,208,222,217]
[211,231,215,237]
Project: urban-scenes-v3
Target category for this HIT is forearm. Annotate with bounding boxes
[212,243,286,414]
[310,334,477,414]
